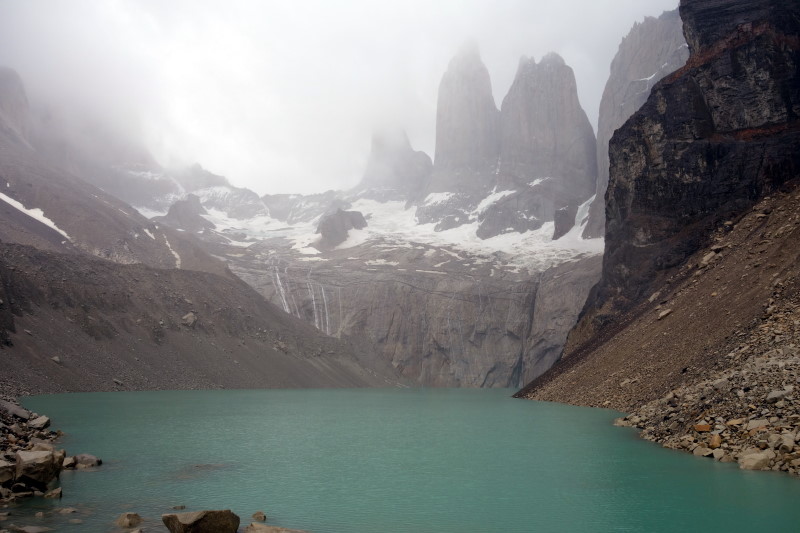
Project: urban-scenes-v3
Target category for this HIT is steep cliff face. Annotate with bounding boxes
[427,45,500,194]
[0,67,30,146]
[583,10,689,239]
[476,53,597,239]
[234,245,601,388]
[520,0,800,401]
[355,129,432,201]
[498,53,596,194]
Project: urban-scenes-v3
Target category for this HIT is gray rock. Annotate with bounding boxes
[0,459,14,484]
[181,312,198,328]
[73,454,101,468]
[162,510,240,533]
[14,450,59,488]
[315,209,368,250]
[746,419,770,431]
[116,512,142,528]
[0,400,30,421]
[738,448,776,470]
[693,446,713,457]
[766,389,789,403]
[43,487,61,499]
[27,416,49,431]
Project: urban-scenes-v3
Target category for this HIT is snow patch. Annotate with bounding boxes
[472,189,515,215]
[423,192,455,206]
[143,228,156,240]
[0,192,71,241]
[163,235,182,268]
[365,259,400,266]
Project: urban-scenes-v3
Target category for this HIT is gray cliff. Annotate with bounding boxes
[583,9,689,239]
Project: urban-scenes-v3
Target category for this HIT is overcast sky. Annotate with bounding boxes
[0,0,679,195]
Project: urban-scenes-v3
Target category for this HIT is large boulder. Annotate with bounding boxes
[738,448,776,470]
[14,450,59,488]
[315,209,368,250]
[0,459,14,485]
[162,510,240,533]
[0,399,31,420]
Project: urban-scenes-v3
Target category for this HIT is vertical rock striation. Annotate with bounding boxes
[566,0,800,349]
[498,53,596,197]
[477,53,597,239]
[428,44,500,193]
[583,9,689,239]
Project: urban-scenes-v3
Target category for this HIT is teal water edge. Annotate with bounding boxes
[20,388,800,532]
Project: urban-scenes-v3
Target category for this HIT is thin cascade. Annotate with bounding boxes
[273,266,290,314]
[307,281,320,330]
[321,284,330,335]
[286,267,301,318]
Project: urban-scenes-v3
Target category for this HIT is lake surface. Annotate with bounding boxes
[19,388,800,532]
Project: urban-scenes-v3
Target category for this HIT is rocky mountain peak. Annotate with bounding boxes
[0,67,31,145]
[498,52,595,192]
[431,45,499,184]
[356,128,432,201]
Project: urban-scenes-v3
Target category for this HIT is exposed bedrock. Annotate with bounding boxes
[234,253,600,388]
[561,0,800,354]
[583,9,689,239]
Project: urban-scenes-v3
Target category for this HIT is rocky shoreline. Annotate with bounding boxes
[1,396,103,531]
[1,396,311,532]
[616,280,800,476]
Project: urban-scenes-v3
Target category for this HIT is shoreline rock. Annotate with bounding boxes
[616,287,800,476]
[0,397,101,503]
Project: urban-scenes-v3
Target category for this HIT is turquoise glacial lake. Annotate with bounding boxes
[19,388,800,532]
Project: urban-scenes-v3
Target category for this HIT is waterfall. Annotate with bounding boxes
[272,266,290,314]
[286,267,301,318]
[307,281,320,330]
[321,284,330,335]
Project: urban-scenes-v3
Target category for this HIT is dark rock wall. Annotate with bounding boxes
[565,0,800,350]
[583,9,689,239]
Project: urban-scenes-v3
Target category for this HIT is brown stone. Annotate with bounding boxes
[162,510,240,533]
[693,424,712,432]
[116,512,143,528]
[708,434,722,449]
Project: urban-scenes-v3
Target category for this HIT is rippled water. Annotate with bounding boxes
[18,388,800,532]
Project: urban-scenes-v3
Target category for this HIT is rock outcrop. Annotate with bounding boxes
[498,53,597,197]
[518,0,800,475]
[575,0,800,344]
[0,67,30,146]
[314,209,367,250]
[155,194,215,234]
[162,510,240,533]
[235,249,601,387]
[476,53,597,239]
[355,129,432,201]
[428,44,500,194]
[583,9,689,239]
